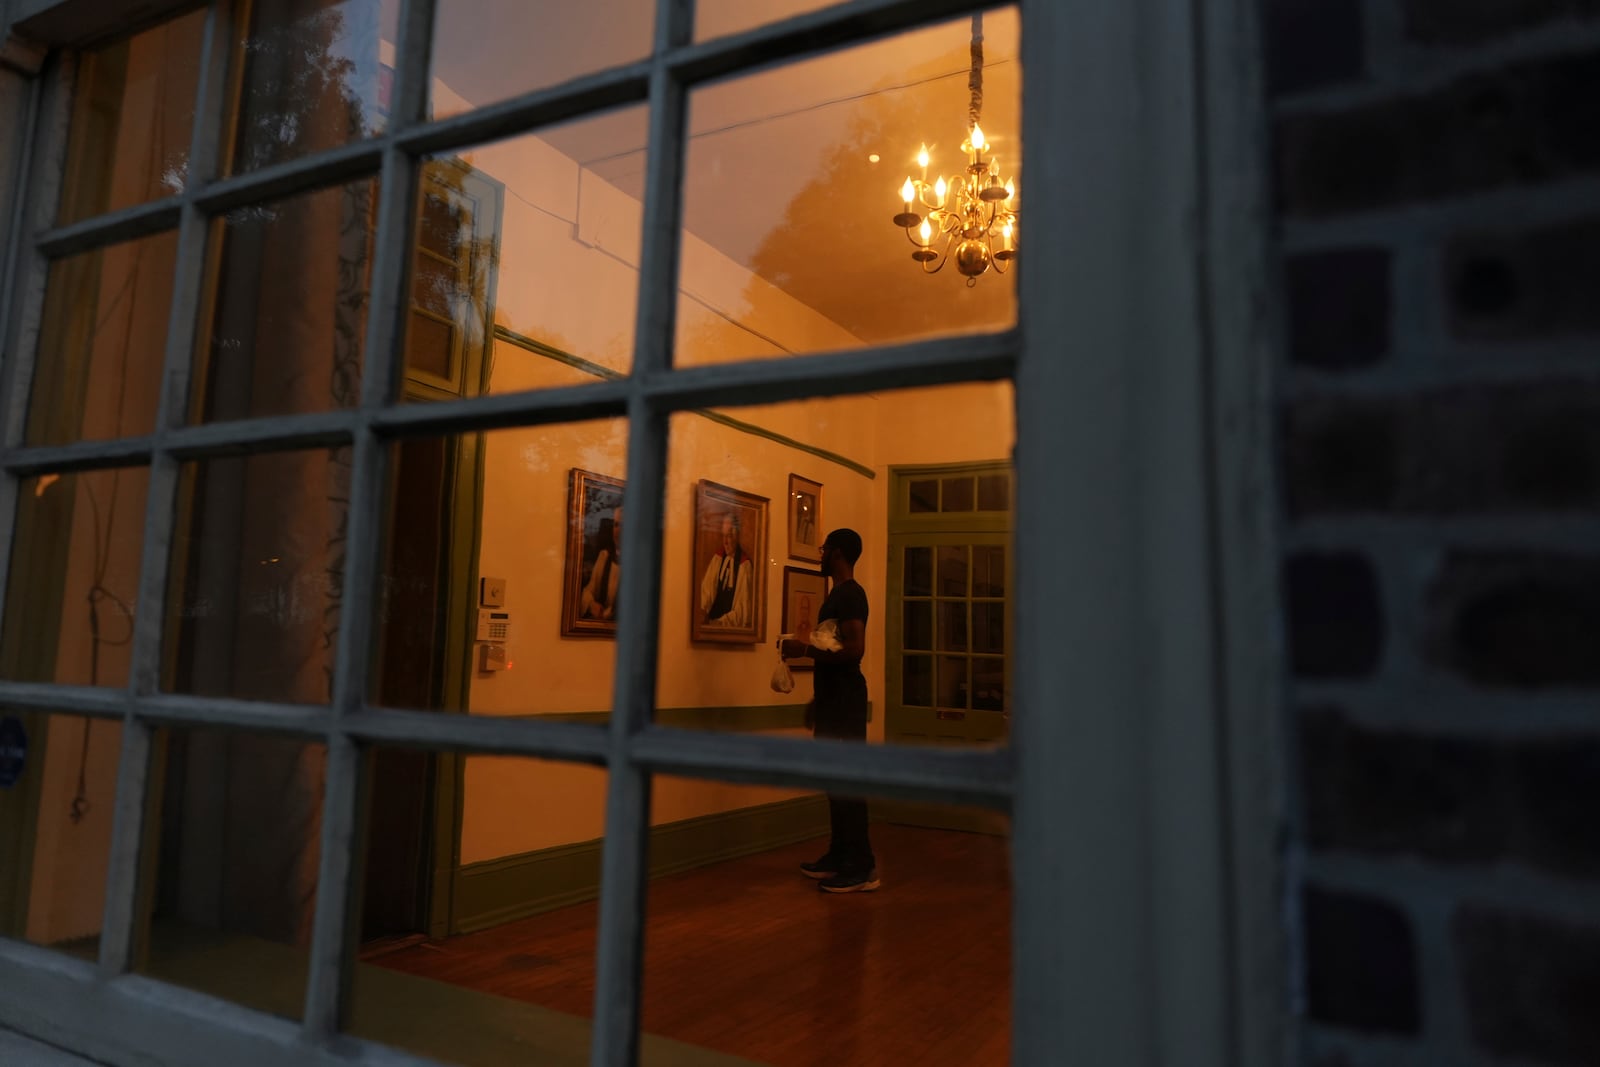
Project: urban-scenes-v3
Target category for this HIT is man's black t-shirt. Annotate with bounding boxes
[813,578,868,711]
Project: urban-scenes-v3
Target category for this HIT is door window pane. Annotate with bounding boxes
[57,10,206,223]
[978,473,1009,511]
[938,655,968,710]
[973,545,1006,598]
[937,600,968,652]
[972,657,1005,711]
[940,475,975,512]
[903,600,932,651]
[909,479,938,514]
[937,546,968,597]
[27,232,177,445]
[973,602,1005,655]
[902,654,932,707]
[904,546,931,597]
[229,0,399,172]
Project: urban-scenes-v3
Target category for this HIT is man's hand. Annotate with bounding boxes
[780,638,808,659]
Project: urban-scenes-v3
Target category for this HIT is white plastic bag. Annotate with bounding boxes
[770,654,795,694]
[808,618,842,652]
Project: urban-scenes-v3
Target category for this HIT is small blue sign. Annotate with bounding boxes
[0,716,27,789]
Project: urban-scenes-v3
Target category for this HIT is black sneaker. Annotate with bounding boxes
[799,854,839,880]
[818,869,880,894]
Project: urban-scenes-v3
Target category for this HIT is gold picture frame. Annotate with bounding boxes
[691,480,769,644]
[781,566,827,671]
[560,468,624,638]
[787,473,822,563]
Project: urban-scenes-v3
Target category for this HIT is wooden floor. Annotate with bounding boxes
[376,824,1012,1066]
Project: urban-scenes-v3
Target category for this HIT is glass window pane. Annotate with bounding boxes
[972,657,1005,711]
[978,472,1009,511]
[973,545,1006,598]
[0,713,121,957]
[676,8,1020,366]
[428,0,652,119]
[1,468,151,688]
[27,232,177,445]
[937,600,967,652]
[938,655,969,710]
[904,546,931,597]
[902,653,932,706]
[164,449,350,705]
[937,546,968,597]
[940,475,975,512]
[695,0,836,41]
[404,108,649,400]
[229,0,399,172]
[650,381,1013,749]
[57,10,206,223]
[350,752,611,1062]
[903,600,931,651]
[370,419,627,717]
[643,778,1012,1059]
[137,726,324,1021]
[973,602,1004,655]
[908,479,938,514]
[193,180,378,423]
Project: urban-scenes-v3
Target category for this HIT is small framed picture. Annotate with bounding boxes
[692,480,769,645]
[787,473,822,563]
[561,469,625,638]
[781,567,827,671]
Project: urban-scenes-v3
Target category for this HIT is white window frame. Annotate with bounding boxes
[0,1,1288,1065]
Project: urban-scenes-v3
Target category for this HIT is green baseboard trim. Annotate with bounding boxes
[455,795,828,934]
[870,798,1010,837]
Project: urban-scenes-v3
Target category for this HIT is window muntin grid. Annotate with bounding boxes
[0,1,1022,1064]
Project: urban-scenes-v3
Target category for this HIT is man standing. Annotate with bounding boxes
[781,528,876,893]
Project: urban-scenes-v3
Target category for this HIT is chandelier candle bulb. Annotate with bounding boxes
[893,177,922,229]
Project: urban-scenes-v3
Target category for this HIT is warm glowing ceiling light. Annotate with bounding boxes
[889,13,1017,283]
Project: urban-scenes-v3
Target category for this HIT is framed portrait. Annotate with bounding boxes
[561,469,625,638]
[788,473,822,563]
[781,567,827,671]
[692,480,769,644]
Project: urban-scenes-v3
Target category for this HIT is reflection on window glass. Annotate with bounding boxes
[428,0,651,119]
[1,469,151,689]
[370,419,627,717]
[909,479,938,514]
[230,0,400,172]
[0,714,121,958]
[677,8,1019,365]
[350,754,613,1063]
[164,449,350,705]
[27,232,177,445]
[695,0,837,41]
[58,9,206,223]
[137,727,324,1021]
[402,108,649,400]
[194,180,377,423]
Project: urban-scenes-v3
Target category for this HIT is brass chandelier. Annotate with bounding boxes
[891,12,1017,284]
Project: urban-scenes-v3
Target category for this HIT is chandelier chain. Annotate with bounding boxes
[968,12,984,132]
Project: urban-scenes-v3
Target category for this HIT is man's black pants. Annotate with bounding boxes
[813,697,874,875]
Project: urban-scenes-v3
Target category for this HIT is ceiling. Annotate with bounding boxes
[429,3,1021,345]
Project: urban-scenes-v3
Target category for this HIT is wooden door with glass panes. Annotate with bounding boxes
[886,463,1011,746]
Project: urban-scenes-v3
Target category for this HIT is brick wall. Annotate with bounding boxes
[1265,2,1600,1064]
